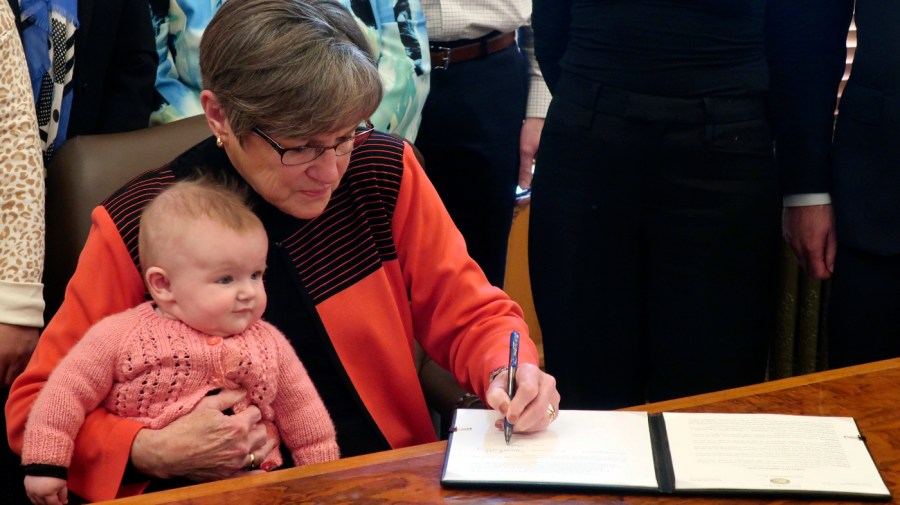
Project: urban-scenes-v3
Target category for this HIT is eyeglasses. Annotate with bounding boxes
[251,120,375,166]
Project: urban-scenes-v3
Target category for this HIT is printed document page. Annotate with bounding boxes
[662,412,889,497]
[442,409,659,489]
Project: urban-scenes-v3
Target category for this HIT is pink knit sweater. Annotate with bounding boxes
[22,302,338,471]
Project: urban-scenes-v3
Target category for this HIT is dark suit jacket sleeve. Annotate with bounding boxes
[96,0,157,133]
[104,0,157,132]
[69,0,157,137]
[766,0,854,197]
[532,0,572,94]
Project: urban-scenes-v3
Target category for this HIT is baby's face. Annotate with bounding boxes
[164,219,269,336]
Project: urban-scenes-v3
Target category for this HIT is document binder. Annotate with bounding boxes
[441,409,890,500]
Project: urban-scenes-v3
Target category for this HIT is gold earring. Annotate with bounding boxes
[216,137,224,148]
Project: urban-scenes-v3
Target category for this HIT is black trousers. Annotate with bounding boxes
[415,43,528,287]
[529,74,780,410]
[828,245,900,368]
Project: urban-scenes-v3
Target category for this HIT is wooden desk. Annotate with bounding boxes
[100,358,900,504]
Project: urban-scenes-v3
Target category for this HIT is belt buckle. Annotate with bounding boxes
[433,47,451,70]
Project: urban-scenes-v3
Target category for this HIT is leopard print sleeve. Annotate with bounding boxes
[0,3,46,327]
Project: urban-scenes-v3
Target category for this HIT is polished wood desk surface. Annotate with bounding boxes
[101,358,900,504]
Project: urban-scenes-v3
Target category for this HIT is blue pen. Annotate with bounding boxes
[504,330,520,444]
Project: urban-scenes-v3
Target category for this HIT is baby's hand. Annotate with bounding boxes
[24,475,68,505]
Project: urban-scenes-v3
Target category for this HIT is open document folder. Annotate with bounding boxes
[441,409,890,500]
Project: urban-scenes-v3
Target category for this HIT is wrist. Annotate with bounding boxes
[489,367,508,384]
[23,463,68,480]
[130,428,171,480]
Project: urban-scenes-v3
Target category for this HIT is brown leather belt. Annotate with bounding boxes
[430,31,517,70]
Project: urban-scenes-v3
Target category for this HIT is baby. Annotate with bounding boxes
[22,178,338,505]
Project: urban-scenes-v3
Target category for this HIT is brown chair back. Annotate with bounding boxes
[44,115,211,320]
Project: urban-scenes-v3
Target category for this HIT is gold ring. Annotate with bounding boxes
[246,452,257,470]
[547,403,557,421]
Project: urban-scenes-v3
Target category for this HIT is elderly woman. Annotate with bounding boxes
[6,0,559,500]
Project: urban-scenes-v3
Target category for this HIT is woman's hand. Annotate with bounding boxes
[485,364,560,433]
[130,389,276,481]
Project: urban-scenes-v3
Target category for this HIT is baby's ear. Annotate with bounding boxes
[145,266,173,301]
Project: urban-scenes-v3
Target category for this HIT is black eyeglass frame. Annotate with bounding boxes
[250,119,375,166]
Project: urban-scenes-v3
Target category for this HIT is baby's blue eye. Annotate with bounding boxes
[251,271,264,280]
[217,276,234,284]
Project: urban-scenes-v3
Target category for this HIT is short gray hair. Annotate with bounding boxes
[200,0,383,139]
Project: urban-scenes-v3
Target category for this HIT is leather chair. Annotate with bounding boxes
[44,115,212,320]
[43,115,478,439]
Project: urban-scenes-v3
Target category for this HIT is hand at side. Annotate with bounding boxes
[0,324,38,386]
[782,204,837,280]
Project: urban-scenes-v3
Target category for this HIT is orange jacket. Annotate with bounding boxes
[7,135,537,501]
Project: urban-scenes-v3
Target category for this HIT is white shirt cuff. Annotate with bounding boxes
[0,280,45,327]
[783,193,832,207]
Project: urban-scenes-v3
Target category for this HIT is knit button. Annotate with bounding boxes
[207,336,222,346]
